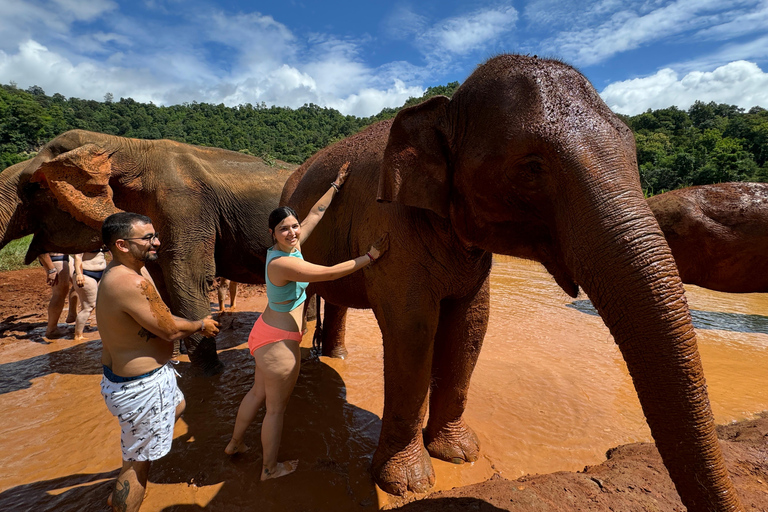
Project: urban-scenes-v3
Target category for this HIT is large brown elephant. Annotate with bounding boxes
[282,55,744,510]
[0,130,293,374]
[649,182,768,293]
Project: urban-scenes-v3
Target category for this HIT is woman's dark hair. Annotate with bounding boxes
[268,206,299,232]
[102,212,153,248]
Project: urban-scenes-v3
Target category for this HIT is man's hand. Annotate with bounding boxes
[46,271,58,286]
[201,315,220,337]
[75,274,85,287]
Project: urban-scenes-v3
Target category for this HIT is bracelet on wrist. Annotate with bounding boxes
[47,268,57,275]
[200,319,205,332]
[366,251,376,263]
[331,182,341,193]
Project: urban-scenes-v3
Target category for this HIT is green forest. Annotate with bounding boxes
[2,81,767,196]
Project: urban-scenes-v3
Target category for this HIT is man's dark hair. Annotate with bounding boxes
[102,212,153,248]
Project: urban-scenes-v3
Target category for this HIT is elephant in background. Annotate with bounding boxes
[0,130,294,374]
[282,55,743,510]
[648,182,768,293]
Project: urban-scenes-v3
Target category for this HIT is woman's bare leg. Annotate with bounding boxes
[46,262,70,338]
[225,360,266,454]
[255,339,300,480]
[73,275,98,340]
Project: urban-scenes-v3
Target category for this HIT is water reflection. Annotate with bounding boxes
[568,299,768,336]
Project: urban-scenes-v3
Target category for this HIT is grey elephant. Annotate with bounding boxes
[649,182,768,293]
[281,55,744,510]
[0,130,293,373]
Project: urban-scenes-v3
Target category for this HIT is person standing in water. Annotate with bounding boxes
[225,163,387,481]
[72,248,108,340]
[38,252,78,338]
[97,212,219,512]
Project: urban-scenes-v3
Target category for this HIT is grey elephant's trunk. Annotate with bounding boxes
[564,172,742,511]
[0,162,29,248]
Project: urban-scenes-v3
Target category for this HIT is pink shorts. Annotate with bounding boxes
[247,315,303,355]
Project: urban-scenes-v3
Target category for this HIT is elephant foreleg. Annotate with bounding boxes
[321,302,349,358]
[371,300,439,495]
[424,277,490,464]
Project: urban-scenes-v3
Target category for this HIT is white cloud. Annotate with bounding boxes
[536,0,768,66]
[600,60,768,115]
[422,4,519,55]
[50,0,118,20]
[551,0,726,65]
[0,40,166,102]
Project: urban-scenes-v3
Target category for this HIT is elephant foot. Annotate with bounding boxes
[371,440,435,495]
[424,418,480,464]
[322,344,348,359]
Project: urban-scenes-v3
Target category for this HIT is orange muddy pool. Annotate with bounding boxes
[1,256,767,511]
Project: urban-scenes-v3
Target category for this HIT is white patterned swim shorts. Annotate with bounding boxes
[101,362,184,461]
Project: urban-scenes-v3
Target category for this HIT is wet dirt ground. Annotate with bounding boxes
[2,257,768,511]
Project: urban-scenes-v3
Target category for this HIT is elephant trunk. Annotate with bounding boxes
[0,162,29,248]
[563,168,742,511]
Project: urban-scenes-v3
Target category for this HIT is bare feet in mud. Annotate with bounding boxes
[224,438,249,455]
[261,460,298,481]
[45,327,66,339]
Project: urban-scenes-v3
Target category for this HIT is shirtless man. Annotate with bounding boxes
[97,212,219,512]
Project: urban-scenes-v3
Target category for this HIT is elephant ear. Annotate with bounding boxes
[30,144,122,230]
[378,95,451,218]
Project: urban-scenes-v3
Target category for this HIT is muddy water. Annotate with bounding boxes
[1,256,767,510]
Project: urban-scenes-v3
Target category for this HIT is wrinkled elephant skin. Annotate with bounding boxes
[649,182,768,293]
[0,130,292,374]
[282,55,744,510]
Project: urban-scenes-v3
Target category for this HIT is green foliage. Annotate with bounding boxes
[627,100,768,195]
[0,235,35,271]
[1,82,766,198]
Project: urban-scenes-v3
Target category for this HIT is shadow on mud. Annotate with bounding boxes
[568,299,768,335]
[0,338,383,511]
[0,470,118,512]
[0,339,103,395]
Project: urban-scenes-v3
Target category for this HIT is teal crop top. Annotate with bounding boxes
[265,247,308,312]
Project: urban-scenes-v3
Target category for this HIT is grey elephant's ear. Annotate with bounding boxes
[378,95,451,218]
[30,144,122,230]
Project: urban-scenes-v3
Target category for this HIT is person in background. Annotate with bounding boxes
[217,278,239,312]
[97,212,219,512]
[225,163,388,481]
[37,252,78,338]
[72,249,109,340]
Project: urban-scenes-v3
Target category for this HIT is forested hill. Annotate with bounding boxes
[1,82,767,195]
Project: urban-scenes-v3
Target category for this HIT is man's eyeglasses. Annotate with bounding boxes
[122,233,160,243]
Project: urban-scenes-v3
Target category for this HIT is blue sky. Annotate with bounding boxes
[1,0,767,117]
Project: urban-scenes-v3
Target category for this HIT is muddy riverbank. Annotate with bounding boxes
[2,258,768,511]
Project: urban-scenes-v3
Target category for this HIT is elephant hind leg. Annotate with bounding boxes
[424,277,490,464]
[321,301,349,359]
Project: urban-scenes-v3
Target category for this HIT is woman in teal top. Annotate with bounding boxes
[226,163,387,481]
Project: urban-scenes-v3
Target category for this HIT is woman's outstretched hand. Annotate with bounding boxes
[334,161,351,188]
[368,233,389,261]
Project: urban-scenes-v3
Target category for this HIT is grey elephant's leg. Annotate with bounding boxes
[371,301,438,495]
[321,302,348,359]
[424,277,490,464]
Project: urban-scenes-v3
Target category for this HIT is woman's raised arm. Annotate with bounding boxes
[299,162,350,244]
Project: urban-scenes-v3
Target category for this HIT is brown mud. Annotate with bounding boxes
[1,258,768,511]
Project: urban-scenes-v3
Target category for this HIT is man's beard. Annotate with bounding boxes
[143,251,159,262]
